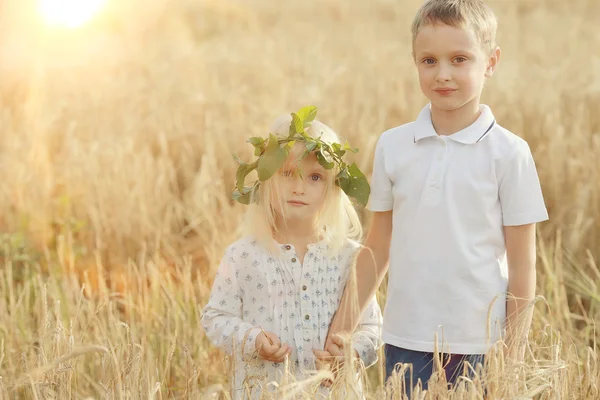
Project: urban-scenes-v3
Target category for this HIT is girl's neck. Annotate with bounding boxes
[272,219,320,248]
[273,227,319,265]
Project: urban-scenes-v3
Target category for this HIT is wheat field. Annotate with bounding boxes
[0,0,599,398]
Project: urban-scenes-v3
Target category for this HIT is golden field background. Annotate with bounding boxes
[0,0,599,398]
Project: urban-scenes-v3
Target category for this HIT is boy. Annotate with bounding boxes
[318,0,549,394]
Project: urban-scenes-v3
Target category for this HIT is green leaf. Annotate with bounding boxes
[232,184,258,205]
[320,142,333,154]
[343,141,359,153]
[247,137,265,147]
[289,113,304,136]
[316,150,335,170]
[336,166,349,181]
[295,105,317,128]
[257,134,289,181]
[305,139,317,152]
[285,140,296,151]
[337,162,370,207]
[332,142,346,158]
[232,154,247,166]
[247,137,266,156]
[236,161,258,191]
[236,166,246,191]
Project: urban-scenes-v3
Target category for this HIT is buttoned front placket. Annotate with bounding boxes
[280,244,314,369]
[299,250,314,355]
[298,249,317,369]
[422,136,450,205]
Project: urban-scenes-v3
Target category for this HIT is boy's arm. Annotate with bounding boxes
[325,211,393,351]
[504,223,537,361]
[497,139,548,360]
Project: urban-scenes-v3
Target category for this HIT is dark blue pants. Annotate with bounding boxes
[385,344,485,397]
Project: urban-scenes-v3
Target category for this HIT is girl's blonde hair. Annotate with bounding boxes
[240,114,363,253]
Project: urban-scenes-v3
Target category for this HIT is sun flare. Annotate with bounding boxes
[39,0,106,28]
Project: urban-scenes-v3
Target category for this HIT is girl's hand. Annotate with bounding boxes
[255,331,292,362]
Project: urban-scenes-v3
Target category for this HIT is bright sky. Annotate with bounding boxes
[39,0,106,28]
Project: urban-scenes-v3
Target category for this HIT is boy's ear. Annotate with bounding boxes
[485,46,501,77]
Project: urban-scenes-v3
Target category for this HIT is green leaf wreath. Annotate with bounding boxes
[232,105,371,207]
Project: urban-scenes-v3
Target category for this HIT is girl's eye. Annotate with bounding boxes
[454,56,467,63]
[310,174,322,182]
[422,58,436,65]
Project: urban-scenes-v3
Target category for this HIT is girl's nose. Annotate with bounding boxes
[292,176,305,195]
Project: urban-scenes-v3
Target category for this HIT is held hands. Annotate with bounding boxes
[255,331,292,362]
[313,334,359,387]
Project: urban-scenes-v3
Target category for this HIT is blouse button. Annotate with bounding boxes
[291,258,297,263]
[285,245,291,250]
[302,285,307,291]
[304,315,310,320]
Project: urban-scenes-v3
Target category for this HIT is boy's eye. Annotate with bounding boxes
[453,56,467,63]
[422,58,436,65]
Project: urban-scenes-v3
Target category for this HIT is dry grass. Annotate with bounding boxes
[0,0,599,398]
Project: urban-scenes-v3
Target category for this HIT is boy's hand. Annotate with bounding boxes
[313,349,333,370]
[314,334,359,387]
[325,333,358,359]
[313,349,335,387]
[255,331,291,362]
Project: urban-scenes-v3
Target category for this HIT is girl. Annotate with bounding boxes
[201,112,382,399]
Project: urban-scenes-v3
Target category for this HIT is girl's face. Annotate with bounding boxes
[270,144,330,226]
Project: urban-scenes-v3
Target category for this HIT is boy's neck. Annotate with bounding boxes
[430,100,482,136]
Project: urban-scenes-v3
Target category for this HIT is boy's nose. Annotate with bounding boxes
[435,64,452,82]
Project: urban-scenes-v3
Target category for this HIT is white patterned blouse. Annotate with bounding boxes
[201,236,383,399]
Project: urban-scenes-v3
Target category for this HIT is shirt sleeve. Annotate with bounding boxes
[200,246,261,360]
[499,141,549,226]
[367,132,394,212]
[351,295,383,368]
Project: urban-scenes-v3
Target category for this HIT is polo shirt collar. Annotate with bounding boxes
[414,103,496,144]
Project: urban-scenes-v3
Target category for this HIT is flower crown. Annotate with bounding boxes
[232,105,371,207]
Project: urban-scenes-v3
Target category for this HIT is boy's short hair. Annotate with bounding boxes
[411,0,498,55]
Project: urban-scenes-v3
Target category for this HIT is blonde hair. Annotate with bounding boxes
[240,114,363,254]
[411,0,498,55]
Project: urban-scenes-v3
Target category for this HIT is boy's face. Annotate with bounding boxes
[270,144,329,224]
[413,23,499,113]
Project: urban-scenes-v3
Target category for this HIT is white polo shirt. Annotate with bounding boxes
[369,103,549,354]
